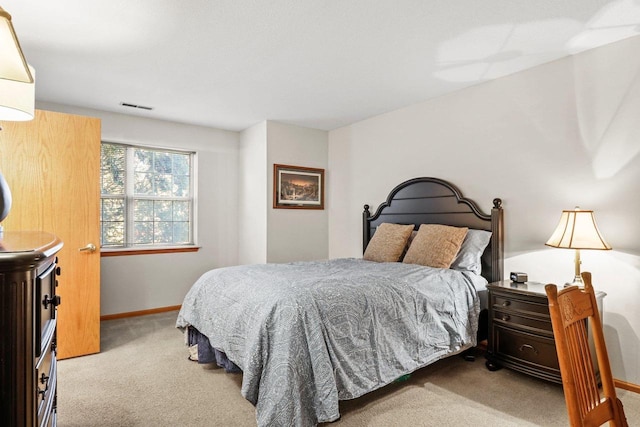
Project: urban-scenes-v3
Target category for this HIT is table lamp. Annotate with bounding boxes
[0,6,35,236]
[545,207,611,286]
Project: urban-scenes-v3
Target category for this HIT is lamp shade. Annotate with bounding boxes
[0,6,33,83]
[0,64,34,121]
[545,208,611,250]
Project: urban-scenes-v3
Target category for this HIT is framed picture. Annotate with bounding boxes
[273,164,325,209]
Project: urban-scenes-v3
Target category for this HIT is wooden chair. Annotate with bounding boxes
[545,272,628,426]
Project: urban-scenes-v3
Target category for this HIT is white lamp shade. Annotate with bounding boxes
[0,64,35,121]
[545,208,611,250]
[0,7,33,83]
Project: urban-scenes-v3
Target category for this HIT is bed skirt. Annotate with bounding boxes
[186,326,241,373]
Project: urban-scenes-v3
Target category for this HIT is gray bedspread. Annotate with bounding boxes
[176,258,482,427]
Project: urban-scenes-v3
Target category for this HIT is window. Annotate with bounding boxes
[100,142,196,250]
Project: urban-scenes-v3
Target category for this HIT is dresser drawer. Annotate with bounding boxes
[493,309,553,335]
[36,338,57,426]
[36,262,59,358]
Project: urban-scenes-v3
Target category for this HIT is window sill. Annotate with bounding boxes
[100,246,200,257]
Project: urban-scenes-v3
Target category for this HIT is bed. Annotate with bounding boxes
[176,177,503,427]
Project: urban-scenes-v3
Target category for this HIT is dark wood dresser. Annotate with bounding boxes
[0,231,63,427]
[485,280,604,383]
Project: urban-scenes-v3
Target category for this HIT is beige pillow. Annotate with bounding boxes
[363,223,414,262]
[403,224,468,268]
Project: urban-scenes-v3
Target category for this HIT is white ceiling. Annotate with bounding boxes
[5,0,640,131]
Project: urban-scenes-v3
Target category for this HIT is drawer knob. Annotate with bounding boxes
[501,301,511,307]
[43,295,61,309]
[519,344,539,355]
[501,315,510,322]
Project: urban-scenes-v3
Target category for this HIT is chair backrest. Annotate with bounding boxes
[545,272,628,427]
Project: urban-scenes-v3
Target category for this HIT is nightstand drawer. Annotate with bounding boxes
[493,309,553,335]
[492,293,549,316]
[493,325,560,372]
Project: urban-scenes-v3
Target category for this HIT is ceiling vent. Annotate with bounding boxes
[120,102,153,111]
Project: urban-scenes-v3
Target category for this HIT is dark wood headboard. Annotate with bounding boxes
[363,177,504,283]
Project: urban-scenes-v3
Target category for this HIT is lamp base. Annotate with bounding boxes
[564,274,584,288]
[0,171,12,222]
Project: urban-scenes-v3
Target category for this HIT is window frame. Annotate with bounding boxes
[100,140,199,255]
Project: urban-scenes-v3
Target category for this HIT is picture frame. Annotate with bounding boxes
[273,164,325,209]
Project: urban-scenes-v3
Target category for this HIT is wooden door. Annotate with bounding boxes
[0,109,101,359]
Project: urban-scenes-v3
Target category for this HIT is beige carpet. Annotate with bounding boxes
[57,311,640,426]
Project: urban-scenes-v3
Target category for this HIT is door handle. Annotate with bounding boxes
[79,243,97,252]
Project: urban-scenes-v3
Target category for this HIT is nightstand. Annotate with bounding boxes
[485,280,605,383]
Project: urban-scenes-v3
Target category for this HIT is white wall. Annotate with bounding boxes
[238,121,329,264]
[238,122,268,265]
[266,121,329,263]
[327,36,640,384]
[37,102,240,316]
